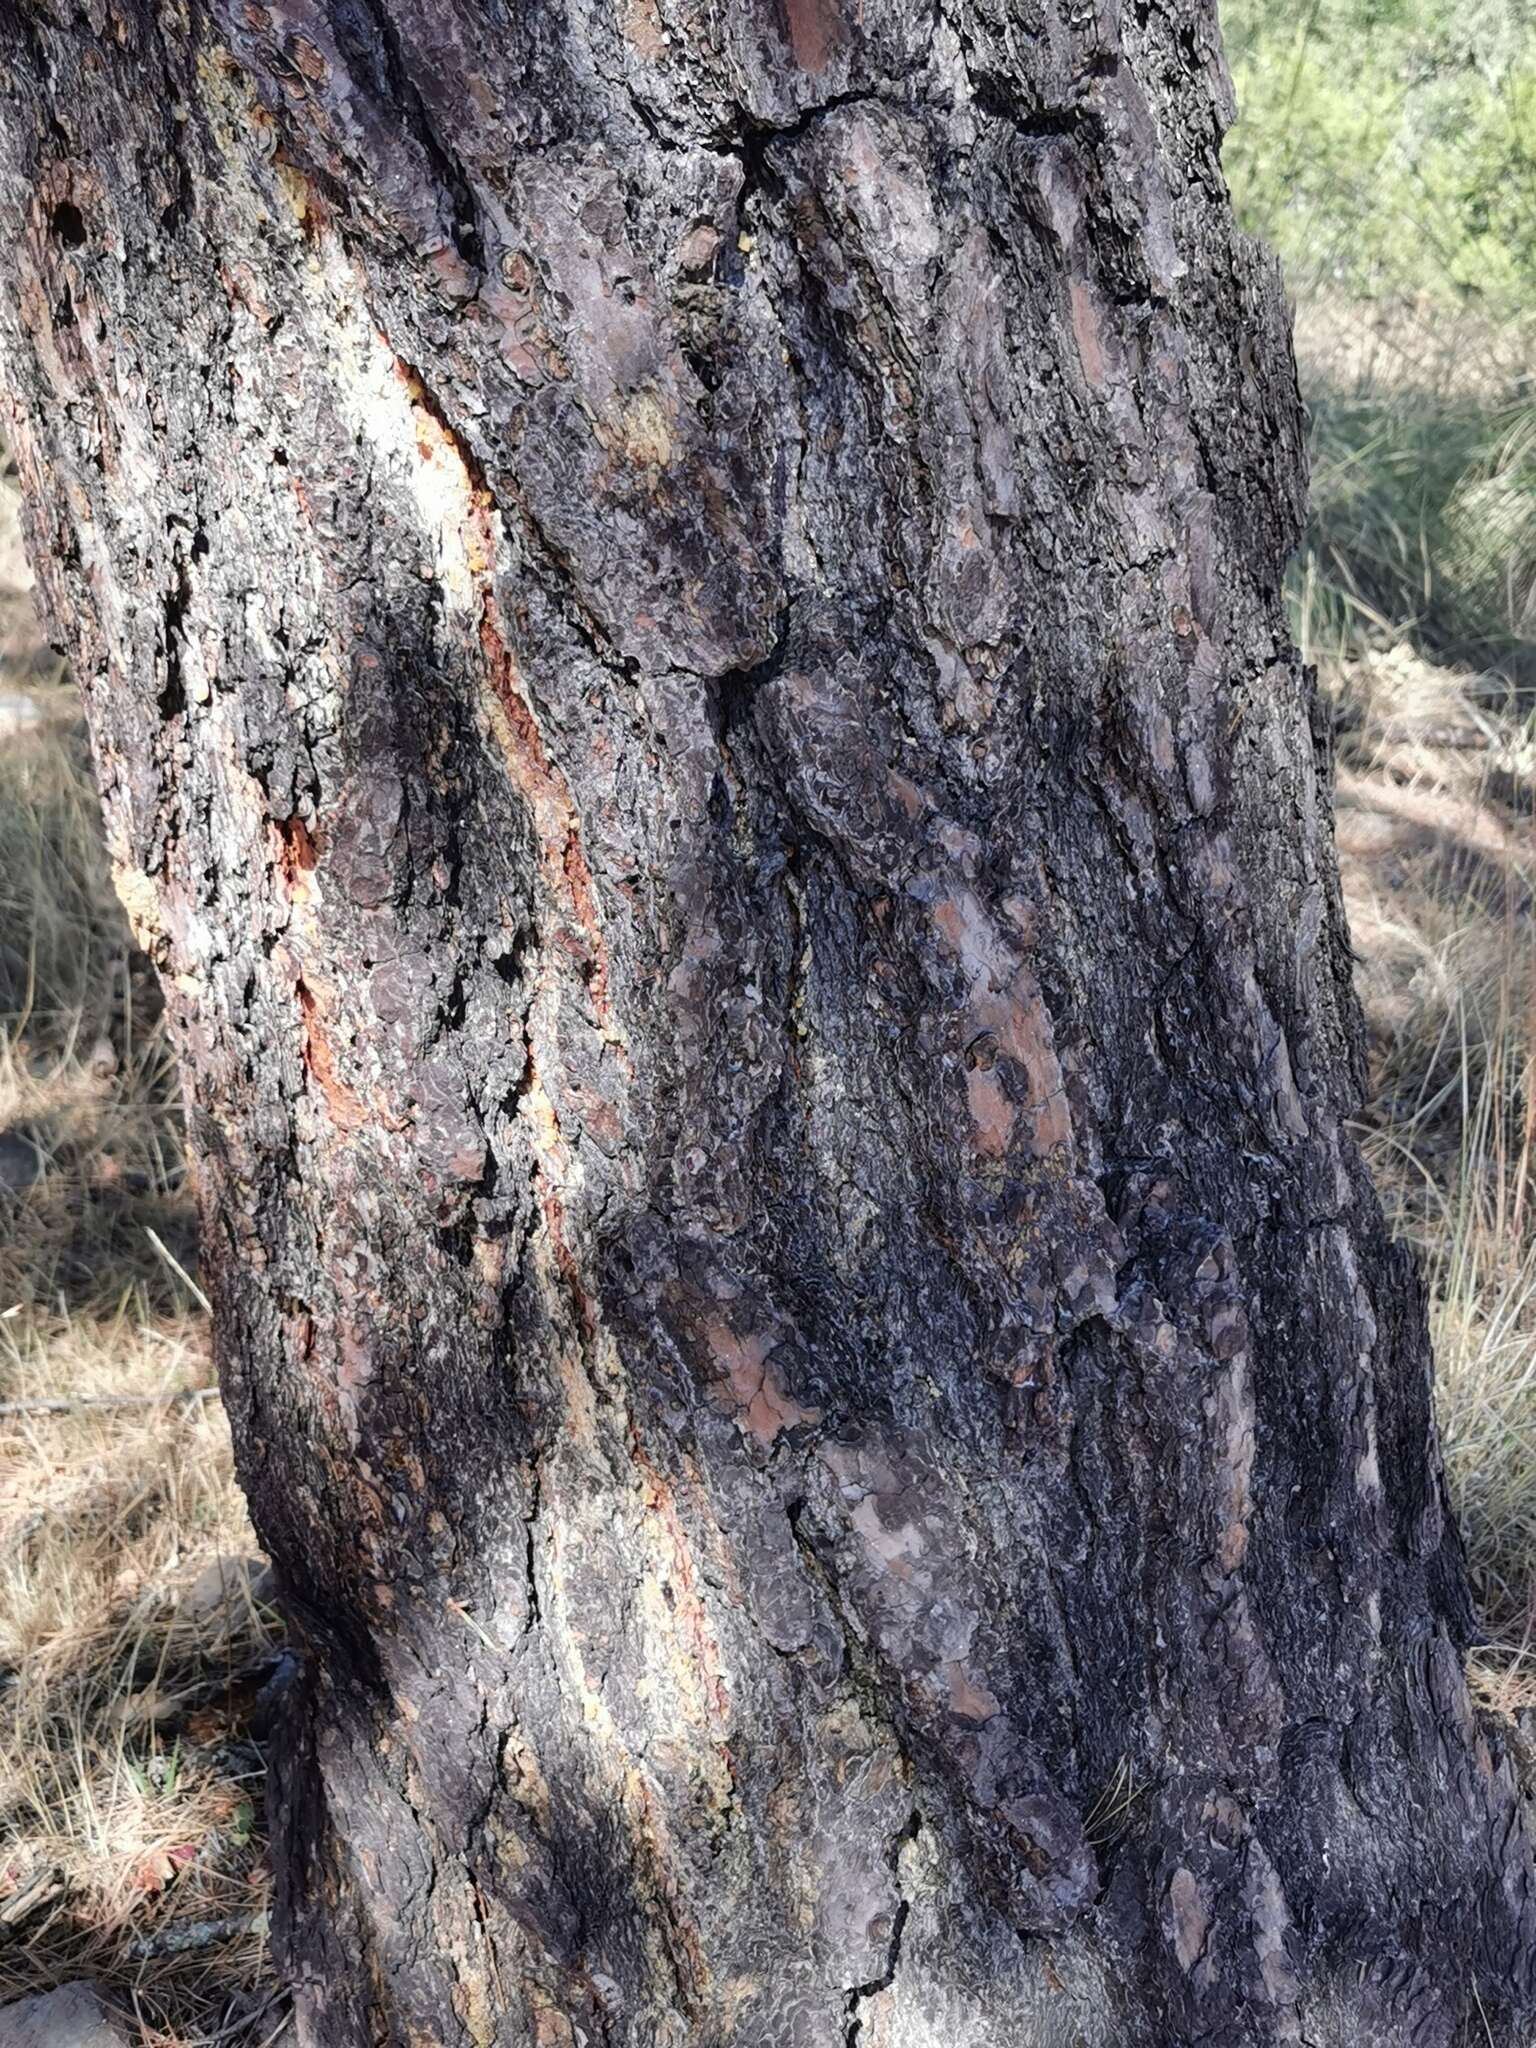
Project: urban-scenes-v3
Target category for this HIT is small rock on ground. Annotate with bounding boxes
[0,1983,131,2048]
[0,1129,41,1195]
[0,690,39,736]
[184,1553,277,1626]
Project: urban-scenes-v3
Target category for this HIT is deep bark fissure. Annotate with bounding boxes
[348,0,490,272]
[843,1811,921,2045]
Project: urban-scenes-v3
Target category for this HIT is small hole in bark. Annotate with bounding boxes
[441,968,469,1031]
[50,203,87,249]
[491,926,532,990]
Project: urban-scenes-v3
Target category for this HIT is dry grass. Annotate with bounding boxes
[1309,307,1536,1711]
[0,1315,282,2040]
[0,490,284,2042]
[1341,700,1536,1695]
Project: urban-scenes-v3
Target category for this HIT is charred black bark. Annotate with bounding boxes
[1,1,1533,2042]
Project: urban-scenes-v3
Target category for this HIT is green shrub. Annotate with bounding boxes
[1221,0,1536,310]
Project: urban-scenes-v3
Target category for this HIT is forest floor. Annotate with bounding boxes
[0,307,1532,2047]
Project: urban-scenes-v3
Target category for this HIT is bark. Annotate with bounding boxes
[1,1,1533,2042]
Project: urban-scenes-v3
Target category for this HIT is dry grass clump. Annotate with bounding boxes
[0,1312,284,2041]
[1357,903,1536,1703]
[0,529,284,2041]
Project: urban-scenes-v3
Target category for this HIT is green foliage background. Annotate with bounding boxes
[1220,0,1536,671]
[1221,0,1536,310]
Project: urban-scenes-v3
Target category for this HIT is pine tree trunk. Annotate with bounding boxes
[2,2,1534,2041]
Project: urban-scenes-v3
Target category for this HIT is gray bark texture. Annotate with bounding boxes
[1,1,1533,2042]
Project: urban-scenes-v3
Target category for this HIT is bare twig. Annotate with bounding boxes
[0,1386,221,1417]
[144,1225,213,1314]
[0,1865,63,1927]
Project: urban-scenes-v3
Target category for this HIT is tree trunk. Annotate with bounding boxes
[1,2,1533,2041]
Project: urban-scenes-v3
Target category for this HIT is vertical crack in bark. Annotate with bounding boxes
[339,0,486,272]
[844,1807,921,2045]
[521,1454,544,1633]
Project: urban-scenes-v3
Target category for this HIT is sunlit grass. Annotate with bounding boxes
[1361,943,1536,1701]
[0,1309,280,2026]
[1326,568,1535,1714]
